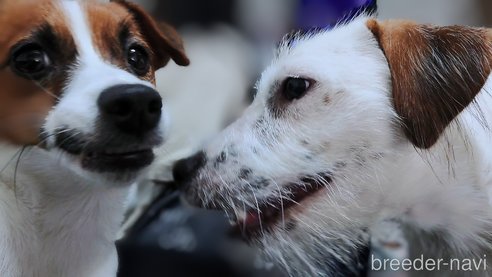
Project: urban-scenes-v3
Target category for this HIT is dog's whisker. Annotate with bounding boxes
[12,146,29,200]
[241,200,248,234]
[227,195,239,222]
[267,178,287,229]
[0,148,24,175]
[244,181,264,234]
[56,130,83,148]
[36,128,79,150]
[36,133,57,148]
[30,79,60,101]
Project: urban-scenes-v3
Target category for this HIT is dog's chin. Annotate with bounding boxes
[52,147,154,185]
[225,186,370,277]
[252,218,370,277]
[47,129,161,185]
[228,192,370,277]
[79,148,155,173]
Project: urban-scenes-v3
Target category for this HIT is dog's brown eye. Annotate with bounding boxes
[127,45,150,76]
[282,77,311,101]
[11,44,51,79]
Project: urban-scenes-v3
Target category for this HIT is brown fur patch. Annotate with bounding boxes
[0,0,75,145]
[83,2,156,82]
[84,1,188,83]
[367,19,492,148]
[109,0,189,67]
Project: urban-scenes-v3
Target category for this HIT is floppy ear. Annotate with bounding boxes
[111,0,190,68]
[366,19,492,148]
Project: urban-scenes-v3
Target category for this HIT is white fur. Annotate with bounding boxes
[0,1,163,276]
[185,17,492,276]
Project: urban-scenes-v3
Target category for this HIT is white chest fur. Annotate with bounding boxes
[0,145,129,277]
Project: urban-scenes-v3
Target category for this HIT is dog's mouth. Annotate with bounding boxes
[81,149,154,172]
[51,129,157,173]
[230,173,332,240]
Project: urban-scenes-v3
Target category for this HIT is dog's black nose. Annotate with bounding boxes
[98,84,162,135]
[173,151,207,184]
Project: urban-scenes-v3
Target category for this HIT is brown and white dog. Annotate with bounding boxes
[0,0,188,276]
[174,17,492,276]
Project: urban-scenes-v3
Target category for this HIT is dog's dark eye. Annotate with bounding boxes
[11,44,51,79]
[282,77,311,101]
[127,44,150,76]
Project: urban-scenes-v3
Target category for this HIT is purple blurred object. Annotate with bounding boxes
[297,0,376,30]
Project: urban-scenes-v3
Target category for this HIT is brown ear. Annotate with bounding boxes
[367,19,492,148]
[111,0,190,68]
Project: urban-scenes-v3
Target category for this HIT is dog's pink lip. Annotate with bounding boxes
[231,174,332,240]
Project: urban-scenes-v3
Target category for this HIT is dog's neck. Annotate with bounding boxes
[0,143,129,276]
[358,91,492,261]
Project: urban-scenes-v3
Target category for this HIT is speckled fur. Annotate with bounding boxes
[183,17,492,276]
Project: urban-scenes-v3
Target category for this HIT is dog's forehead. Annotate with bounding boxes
[277,18,374,60]
[61,1,146,63]
[63,1,146,62]
[258,17,381,94]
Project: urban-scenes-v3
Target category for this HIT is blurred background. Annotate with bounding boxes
[117,1,492,276]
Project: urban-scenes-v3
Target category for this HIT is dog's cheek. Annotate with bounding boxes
[0,76,55,145]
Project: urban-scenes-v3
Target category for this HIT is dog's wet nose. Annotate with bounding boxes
[98,84,162,135]
[173,151,207,184]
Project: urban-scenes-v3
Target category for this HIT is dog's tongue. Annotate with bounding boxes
[232,210,263,234]
[228,211,262,239]
[239,206,281,231]
[243,211,261,228]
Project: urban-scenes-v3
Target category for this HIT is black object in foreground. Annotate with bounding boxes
[116,187,284,277]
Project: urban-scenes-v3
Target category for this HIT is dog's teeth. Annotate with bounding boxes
[236,210,247,222]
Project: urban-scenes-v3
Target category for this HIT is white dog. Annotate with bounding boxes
[173,17,492,276]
